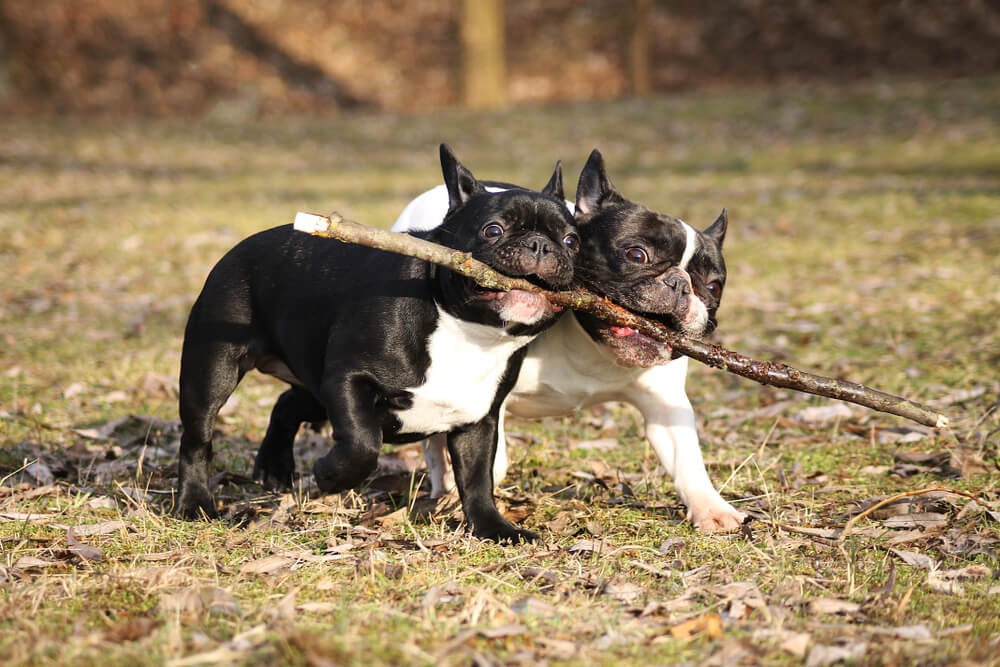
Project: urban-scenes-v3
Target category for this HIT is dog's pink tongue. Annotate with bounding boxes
[611,326,638,338]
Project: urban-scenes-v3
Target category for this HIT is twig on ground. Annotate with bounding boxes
[838,485,984,542]
[294,212,949,429]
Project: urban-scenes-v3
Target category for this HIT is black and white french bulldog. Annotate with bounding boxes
[176,144,580,542]
[393,150,746,532]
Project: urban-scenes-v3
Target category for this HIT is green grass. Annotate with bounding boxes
[2,76,999,665]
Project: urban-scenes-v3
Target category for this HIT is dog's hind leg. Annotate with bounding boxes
[253,387,327,490]
[177,337,245,519]
[312,374,384,493]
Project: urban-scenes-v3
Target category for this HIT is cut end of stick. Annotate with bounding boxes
[294,212,331,234]
[935,414,950,429]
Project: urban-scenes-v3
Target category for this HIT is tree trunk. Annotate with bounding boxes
[461,0,506,109]
[628,0,653,96]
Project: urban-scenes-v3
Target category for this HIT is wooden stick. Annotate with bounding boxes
[293,212,949,429]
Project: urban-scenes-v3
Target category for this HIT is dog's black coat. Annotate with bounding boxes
[176,145,577,542]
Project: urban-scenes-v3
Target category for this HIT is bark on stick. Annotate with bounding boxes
[293,212,949,429]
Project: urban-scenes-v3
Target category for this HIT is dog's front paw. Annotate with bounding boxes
[177,484,219,520]
[313,449,377,494]
[252,448,294,491]
[687,497,746,533]
[472,517,539,544]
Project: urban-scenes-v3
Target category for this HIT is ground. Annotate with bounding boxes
[1,77,999,665]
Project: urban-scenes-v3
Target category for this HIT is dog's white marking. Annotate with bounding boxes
[393,306,533,435]
[677,219,698,271]
[392,184,573,234]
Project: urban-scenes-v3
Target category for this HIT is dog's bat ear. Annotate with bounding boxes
[574,149,625,218]
[440,144,484,213]
[703,208,728,248]
[541,161,564,202]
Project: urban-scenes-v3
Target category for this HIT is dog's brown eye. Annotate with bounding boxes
[706,280,722,297]
[625,247,649,264]
[482,223,504,239]
[563,233,580,251]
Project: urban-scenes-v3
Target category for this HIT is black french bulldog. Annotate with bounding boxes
[176,144,579,542]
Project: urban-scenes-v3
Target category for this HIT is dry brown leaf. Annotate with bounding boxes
[13,556,59,571]
[669,612,723,640]
[270,590,297,622]
[239,555,295,576]
[780,632,811,657]
[567,539,606,554]
[602,579,643,604]
[807,597,861,615]
[575,438,618,451]
[104,617,160,643]
[882,512,949,529]
[535,636,579,659]
[66,528,104,562]
[806,642,868,667]
[935,564,991,580]
[889,548,937,570]
[510,596,557,617]
[54,520,126,536]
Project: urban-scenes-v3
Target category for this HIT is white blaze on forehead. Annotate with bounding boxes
[677,219,699,271]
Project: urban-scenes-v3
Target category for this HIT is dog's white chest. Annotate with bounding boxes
[393,308,532,434]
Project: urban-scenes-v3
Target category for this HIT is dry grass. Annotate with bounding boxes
[1,77,999,665]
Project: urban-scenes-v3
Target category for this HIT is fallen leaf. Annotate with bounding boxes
[239,555,295,576]
[806,642,868,667]
[478,623,526,639]
[882,512,949,529]
[567,539,606,554]
[807,597,861,615]
[510,596,557,617]
[535,636,578,659]
[575,438,618,451]
[14,556,59,571]
[780,632,811,657]
[104,617,160,643]
[270,590,296,622]
[20,461,54,486]
[53,520,126,536]
[602,579,643,604]
[889,548,937,570]
[66,528,104,562]
[934,564,991,580]
[886,625,932,640]
[797,404,852,423]
[670,612,723,639]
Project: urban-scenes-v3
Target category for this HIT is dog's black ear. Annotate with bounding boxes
[703,208,728,249]
[440,144,484,213]
[541,161,564,202]
[574,149,625,218]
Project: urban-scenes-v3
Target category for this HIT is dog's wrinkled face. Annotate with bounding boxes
[572,150,727,367]
[429,145,579,335]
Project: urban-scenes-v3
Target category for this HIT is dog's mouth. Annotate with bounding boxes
[577,314,676,368]
[473,284,560,325]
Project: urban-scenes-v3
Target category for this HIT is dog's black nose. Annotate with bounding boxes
[525,234,554,256]
[664,273,691,296]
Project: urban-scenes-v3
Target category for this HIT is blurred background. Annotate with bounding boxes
[2,0,999,116]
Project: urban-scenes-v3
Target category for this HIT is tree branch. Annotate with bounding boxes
[293,212,949,429]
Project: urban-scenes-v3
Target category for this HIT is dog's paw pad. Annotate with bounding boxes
[691,506,746,533]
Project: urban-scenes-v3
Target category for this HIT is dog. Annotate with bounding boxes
[176,144,580,542]
[392,150,746,532]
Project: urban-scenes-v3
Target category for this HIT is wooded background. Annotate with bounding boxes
[1,0,998,115]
